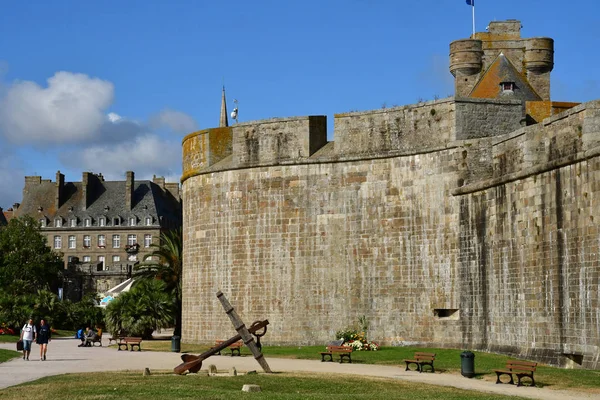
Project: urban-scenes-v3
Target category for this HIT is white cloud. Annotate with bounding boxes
[150,109,198,134]
[107,112,122,123]
[59,134,181,180]
[0,71,114,145]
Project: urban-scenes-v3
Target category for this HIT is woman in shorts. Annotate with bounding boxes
[36,319,51,361]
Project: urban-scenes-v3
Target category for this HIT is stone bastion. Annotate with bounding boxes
[181,96,600,369]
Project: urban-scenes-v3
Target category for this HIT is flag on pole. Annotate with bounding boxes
[466,0,475,37]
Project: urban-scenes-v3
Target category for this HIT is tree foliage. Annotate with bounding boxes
[0,216,102,331]
[0,290,103,331]
[0,215,63,295]
[133,229,182,335]
[104,279,175,338]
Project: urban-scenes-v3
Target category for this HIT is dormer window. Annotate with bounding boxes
[129,217,137,226]
[84,218,91,227]
[69,218,77,227]
[55,218,62,228]
[500,82,516,93]
[145,216,152,226]
[39,219,46,228]
[113,217,120,226]
[99,217,106,227]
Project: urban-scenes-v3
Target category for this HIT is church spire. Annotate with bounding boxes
[219,86,229,127]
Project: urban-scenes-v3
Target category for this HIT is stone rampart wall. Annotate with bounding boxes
[458,159,600,369]
[181,100,600,369]
[182,148,464,346]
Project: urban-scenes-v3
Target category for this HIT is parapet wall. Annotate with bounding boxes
[232,116,327,166]
[181,99,600,369]
[181,97,525,179]
[333,99,456,156]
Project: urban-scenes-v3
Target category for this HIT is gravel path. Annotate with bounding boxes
[1,338,598,399]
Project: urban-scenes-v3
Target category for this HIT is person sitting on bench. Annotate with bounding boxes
[84,327,97,347]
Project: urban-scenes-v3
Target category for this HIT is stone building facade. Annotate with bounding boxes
[180,21,600,369]
[13,171,181,298]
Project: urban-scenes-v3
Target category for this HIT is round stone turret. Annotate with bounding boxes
[449,39,483,76]
[524,37,554,73]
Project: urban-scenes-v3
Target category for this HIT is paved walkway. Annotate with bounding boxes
[1,338,599,399]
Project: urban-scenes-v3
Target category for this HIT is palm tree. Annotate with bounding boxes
[133,229,182,336]
[105,280,175,338]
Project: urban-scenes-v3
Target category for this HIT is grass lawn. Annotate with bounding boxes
[0,329,75,344]
[0,348,21,363]
[138,341,600,392]
[0,334,19,343]
[0,371,529,400]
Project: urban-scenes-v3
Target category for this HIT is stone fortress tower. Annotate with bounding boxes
[181,20,600,369]
[451,19,553,100]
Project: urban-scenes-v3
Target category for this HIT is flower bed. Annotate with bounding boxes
[336,330,380,351]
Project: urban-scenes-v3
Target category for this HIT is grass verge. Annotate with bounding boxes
[0,329,75,344]
[0,348,21,363]
[1,371,529,400]
[139,341,600,392]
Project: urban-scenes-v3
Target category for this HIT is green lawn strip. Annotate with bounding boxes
[0,330,75,343]
[2,371,528,400]
[0,335,19,343]
[140,341,600,392]
[0,348,21,363]
[52,329,76,338]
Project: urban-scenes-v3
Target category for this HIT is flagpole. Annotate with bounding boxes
[472,2,475,38]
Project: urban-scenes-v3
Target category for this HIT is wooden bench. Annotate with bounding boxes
[214,340,242,356]
[403,352,436,373]
[108,335,124,345]
[117,337,143,351]
[494,360,537,387]
[320,345,353,363]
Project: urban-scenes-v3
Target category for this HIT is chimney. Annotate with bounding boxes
[55,171,65,209]
[125,171,135,210]
[82,172,104,210]
[152,175,165,189]
[82,172,91,210]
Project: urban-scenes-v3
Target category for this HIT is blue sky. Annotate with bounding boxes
[1,0,598,208]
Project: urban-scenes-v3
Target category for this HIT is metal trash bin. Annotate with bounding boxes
[460,351,475,378]
[171,335,181,353]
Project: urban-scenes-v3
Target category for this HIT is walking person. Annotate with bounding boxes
[36,319,51,361]
[20,318,36,361]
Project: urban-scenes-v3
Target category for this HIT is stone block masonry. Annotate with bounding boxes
[182,96,600,369]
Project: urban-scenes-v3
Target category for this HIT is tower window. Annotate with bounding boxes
[500,82,516,92]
